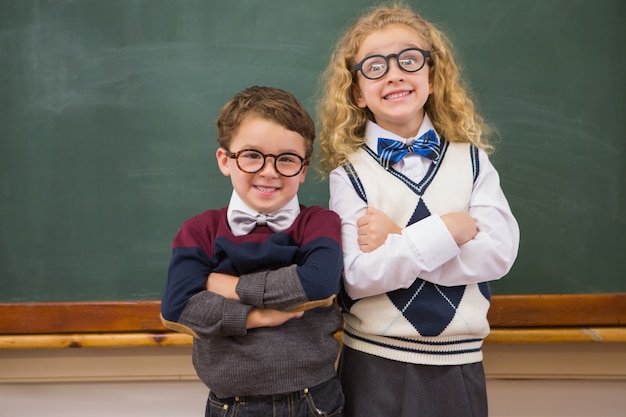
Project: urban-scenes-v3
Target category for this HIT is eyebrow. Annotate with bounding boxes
[359,44,423,58]
[236,146,306,156]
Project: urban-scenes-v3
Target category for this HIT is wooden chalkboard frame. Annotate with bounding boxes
[1,2,625,348]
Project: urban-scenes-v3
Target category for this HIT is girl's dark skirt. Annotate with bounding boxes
[337,346,488,417]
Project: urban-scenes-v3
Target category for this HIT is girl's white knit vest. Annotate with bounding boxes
[341,142,490,366]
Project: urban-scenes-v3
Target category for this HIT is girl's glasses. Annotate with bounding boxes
[226,149,309,177]
[353,47,431,80]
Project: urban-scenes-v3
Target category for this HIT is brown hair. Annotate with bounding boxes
[316,2,493,174]
[216,86,316,157]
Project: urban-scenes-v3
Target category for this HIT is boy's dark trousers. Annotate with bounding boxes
[205,377,344,417]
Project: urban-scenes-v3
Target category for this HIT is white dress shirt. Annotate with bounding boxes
[329,117,520,300]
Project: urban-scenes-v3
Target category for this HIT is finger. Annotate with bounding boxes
[356,215,369,227]
[359,243,372,253]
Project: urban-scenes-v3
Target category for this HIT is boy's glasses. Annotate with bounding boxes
[226,149,309,177]
[353,47,431,80]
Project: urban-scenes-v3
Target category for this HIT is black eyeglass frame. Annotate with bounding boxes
[353,47,432,80]
[225,148,310,177]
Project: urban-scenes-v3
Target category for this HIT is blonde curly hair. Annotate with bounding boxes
[316,2,493,175]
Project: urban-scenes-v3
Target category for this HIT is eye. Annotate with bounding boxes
[398,49,425,70]
[368,63,386,73]
[363,56,386,73]
[277,154,300,164]
[240,150,263,160]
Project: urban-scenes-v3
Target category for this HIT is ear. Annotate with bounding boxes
[215,148,231,176]
[352,84,367,108]
[298,164,309,184]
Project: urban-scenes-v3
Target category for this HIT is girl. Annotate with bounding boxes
[317,3,519,417]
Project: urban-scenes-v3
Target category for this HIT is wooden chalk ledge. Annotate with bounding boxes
[1,327,626,349]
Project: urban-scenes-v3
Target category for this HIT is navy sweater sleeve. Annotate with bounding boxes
[161,208,260,337]
[293,207,343,299]
[161,219,214,324]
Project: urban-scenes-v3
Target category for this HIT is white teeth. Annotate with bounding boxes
[385,91,410,100]
[256,186,276,192]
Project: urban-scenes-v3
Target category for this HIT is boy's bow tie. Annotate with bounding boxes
[229,208,296,236]
[377,129,440,168]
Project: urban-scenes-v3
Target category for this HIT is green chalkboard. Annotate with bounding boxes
[1,0,624,302]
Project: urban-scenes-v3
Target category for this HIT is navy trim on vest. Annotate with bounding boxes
[470,144,480,183]
[343,140,456,204]
[361,140,450,196]
[343,140,480,204]
[343,327,483,356]
[343,162,368,203]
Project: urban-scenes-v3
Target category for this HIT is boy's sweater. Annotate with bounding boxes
[161,205,343,398]
[340,141,492,366]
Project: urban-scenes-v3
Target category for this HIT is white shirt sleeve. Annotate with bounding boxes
[329,150,520,300]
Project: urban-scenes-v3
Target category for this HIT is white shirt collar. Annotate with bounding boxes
[364,114,439,153]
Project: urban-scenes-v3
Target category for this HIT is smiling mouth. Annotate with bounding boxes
[255,186,277,193]
[384,90,412,100]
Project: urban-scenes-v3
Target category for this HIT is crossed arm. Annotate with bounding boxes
[330,151,519,300]
[207,273,304,329]
[205,209,474,328]
[207,211,343,330]
[356,207,477,253]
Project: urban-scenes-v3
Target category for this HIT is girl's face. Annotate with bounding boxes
[216,116,308,214]
[352,24,433,138]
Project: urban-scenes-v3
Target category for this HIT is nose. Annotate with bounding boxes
[385,57,405,81]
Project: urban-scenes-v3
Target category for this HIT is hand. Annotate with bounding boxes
[246,308,304,329]
[440,212,477,245]
[356,207,402,253]
[206,272,240,300]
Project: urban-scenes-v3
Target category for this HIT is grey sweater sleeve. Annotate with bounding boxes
[178,290,254,338]
[236,264,308,311]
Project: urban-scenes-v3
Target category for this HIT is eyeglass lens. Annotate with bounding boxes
[231,149,306,177]
[355,48,430,80]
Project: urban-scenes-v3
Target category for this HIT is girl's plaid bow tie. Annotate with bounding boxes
[377,129,440,169]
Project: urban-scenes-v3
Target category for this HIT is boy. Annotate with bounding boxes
[161,86,345,416]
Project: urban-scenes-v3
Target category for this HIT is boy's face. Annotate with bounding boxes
[216,115,309,214]
[352,24,433,139]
